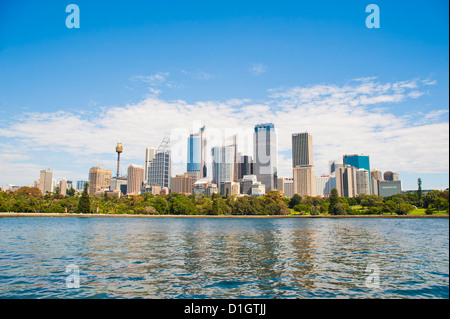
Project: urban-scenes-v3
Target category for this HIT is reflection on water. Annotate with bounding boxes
[0,217,448,298]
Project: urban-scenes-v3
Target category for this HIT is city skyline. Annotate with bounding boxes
[0,1,448,190]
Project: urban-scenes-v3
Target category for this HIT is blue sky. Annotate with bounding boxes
[0,0,448,190]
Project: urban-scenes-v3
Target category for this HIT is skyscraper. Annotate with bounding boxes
[38,169,53,195]
[144,147,157,184]
[293,166,316,197]
[211,145,235,189]
[292,132,315,197]
[254,123,277,192]
[89,166,112,195]
[127,165,144,195]
[292,132,313,167]
[356,169,370,195]
[316,175,336,198]
[383,171,399,181]
[187,133,201,174]
[148,151,171,189]
[343,154,371,193]
[335,165,357,197]
[148,135,171,189]
[343,154,370,171]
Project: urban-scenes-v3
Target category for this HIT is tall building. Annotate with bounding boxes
[370,169,382,181]
[211,145,235,188]
[148,136,171,189]
[59,179,68,196]
[343,154,371,193]
[292,132,315,197]
[89,166,112,195]
[335,165,357,197]
[144,147,157,184]
[356,169,370,195]
[254,123,277,192]
[187,133,201,174]
[343,154,371,171]
[127,165,144,195]
[383,171,399,181]
[238,155,254,181]
[292,132,313,167]
[77,180,88,190]
[171,174,193,195]
[277,177,294,198]
[240,175,258,195]
[293,166,316,197]
[39,169,53,195]
[329,160,343,175]
[316,175,336,198]
[111,176,127,195]
[148,151,171,189]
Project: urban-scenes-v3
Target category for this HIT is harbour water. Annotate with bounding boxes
[0,217,448,298]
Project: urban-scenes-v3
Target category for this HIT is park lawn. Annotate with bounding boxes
[410,208,449,215]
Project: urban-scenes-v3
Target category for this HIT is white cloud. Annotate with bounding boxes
[0,77,447,186]
[249,63,267,75]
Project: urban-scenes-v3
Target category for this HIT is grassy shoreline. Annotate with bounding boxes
[0,212,448,218]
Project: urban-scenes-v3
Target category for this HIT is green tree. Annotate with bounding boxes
[328,188,339,214]
[289,194,302,209]
[417,178,422,201]
[77,183,91,214]
[433,197,449,214]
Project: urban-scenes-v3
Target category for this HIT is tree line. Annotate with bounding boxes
[1,184,448,216]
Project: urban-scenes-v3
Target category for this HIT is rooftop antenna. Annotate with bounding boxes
[158,133,170,152]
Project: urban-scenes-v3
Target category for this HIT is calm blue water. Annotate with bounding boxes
[0,217,448,299]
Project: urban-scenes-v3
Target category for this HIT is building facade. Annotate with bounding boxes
[254,123,277,192]
[89,166,112,195]
[315,175,336,198]
[171,174,193,195]
[293,166,316,197]
[144,147,157,184]
[148,151,171,190]
[335,165,357,197]
[383,171,399,181]
[39,169,53,195]
[211,145,235,188]
[378,180,402,197]
[277,177,294,198]
[292,132,315,197]
[127,165,144,195]
[356,169,370,195]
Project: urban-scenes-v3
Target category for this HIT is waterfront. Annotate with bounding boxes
[0,217,448,298]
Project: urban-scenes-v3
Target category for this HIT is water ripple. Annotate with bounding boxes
[0,217,448,298]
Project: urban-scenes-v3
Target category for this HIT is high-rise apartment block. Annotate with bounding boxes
[89,166,112,195]
[292,132,315,197]
[383,171,399,181]
[316,175,336,198]
[356,169,371,195]
[38,169,53,195]
[127,165,144,195]
[335,165,357,197]
[211,145,235,189]
[171,174,193,195]
[254,123,277,192]
[144,147,157,184]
